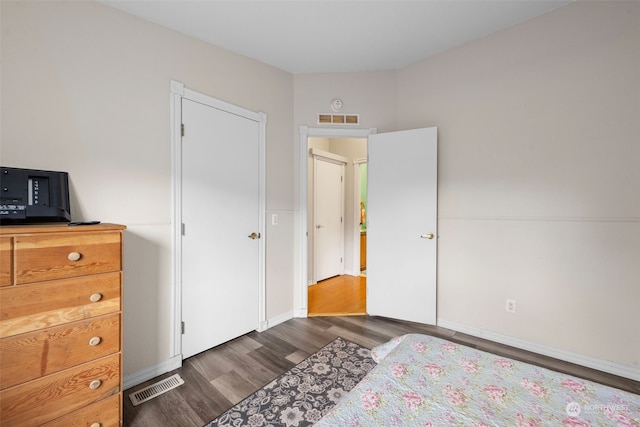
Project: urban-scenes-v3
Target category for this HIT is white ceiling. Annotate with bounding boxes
[100,0,571,74]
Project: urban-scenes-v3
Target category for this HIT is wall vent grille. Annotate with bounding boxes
[318,113,359,125]
[128,374,185,406]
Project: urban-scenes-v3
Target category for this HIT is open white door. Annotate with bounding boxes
[367,127,437,324]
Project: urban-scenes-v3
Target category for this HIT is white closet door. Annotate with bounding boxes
[181,98,260,359]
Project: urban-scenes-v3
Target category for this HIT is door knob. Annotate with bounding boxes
[420,233,435,239]
[248,232,260,240]
[316,224,324,229]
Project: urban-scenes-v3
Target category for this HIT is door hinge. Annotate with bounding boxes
[341,176,343,182]
[341,217,343,223]
[181,321,185,334]
[181,123,185,137]
[181,223,185,236]
[341,257,343,263]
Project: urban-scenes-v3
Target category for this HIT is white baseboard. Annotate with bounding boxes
[266,311,294,328]
[343,268,358,277]
[124,354,183,390]
[294,308,308,318]
[437,319,640,381]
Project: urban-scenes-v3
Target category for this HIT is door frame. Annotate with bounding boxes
[170,80,267,361]
[297,126,376,317]
[352,157,367,274]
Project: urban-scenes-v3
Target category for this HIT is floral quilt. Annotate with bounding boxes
[314,334,640,427]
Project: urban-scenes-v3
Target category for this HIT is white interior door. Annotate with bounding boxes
[314,157,345,282]
[367,127,438,324]
[181,98,261,359]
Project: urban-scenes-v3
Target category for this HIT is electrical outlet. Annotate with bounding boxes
[506,299,516,313]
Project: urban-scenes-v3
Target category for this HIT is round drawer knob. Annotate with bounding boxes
[89,336,102,346]
[90,423,102,427]
[89,293,103,302]
[67,251,82,261]
[89,379,102,390]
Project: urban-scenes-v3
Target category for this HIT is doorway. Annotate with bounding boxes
[306,133,369,315]
[355,160,367,276]
[298,126,438,325]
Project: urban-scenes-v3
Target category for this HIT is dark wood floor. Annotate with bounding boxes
[123,315,639,427]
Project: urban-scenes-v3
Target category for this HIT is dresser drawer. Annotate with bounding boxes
[0,313,120,390]
[0,237,12,287]
[14,231,121,284]
[0,272,121,338]
[41,393,121,427]
[0,354,120,427]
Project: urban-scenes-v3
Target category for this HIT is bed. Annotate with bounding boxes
[315,334,640,427]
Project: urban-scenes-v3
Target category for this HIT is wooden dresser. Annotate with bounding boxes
[0,223,125,427]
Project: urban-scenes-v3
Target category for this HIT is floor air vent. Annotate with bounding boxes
[129,374,185,406]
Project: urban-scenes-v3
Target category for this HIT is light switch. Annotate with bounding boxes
[271,214,279,225]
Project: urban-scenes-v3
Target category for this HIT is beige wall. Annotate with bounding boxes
[1,1,295,378]
[397,1,639,368]
[293,71,397,133]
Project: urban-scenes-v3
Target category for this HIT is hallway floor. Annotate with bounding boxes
[307,274,366,316]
